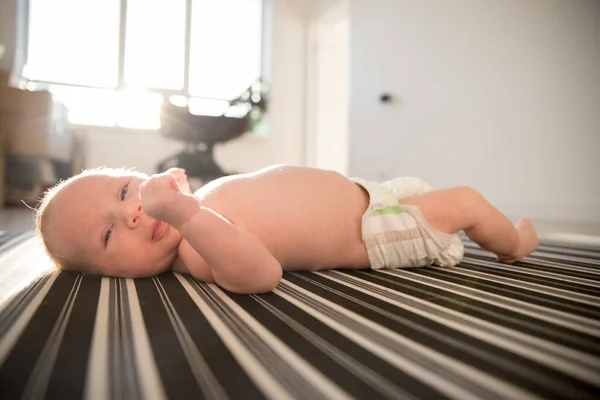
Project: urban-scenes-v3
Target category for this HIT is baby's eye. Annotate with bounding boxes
[120,184,128,200]
[105,226,113,245]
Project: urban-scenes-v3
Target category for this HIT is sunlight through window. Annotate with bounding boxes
[25,0,266,129]
[188,98,231,116]
[49,86,118,126]
[189,0,263,100]
[27,0,119,87]
[124,0,186,90]
[117,90,163,129]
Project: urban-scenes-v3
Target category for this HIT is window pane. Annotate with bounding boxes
[49,85,118,126]
[117,90,163,129]
[27,0,120,87]
[189,0,262,100]
[124,0,186,90]
[188,97,230,116]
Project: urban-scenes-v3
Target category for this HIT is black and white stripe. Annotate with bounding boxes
[1,236,599,399]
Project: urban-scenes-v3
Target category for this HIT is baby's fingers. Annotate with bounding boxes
[165,168,187,180]
[165,167,185,174]
[147,173,180,192]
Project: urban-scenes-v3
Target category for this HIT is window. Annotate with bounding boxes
[24,0,268,128]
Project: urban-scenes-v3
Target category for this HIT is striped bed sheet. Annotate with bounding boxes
[0,233,599,400]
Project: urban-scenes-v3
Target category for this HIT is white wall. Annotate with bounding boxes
[349,0,600,223]
[0,0,18,70]
[306,0,350,174]
[0,0,26,83]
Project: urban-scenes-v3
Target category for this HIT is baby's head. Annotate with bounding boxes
[36,167,182,277]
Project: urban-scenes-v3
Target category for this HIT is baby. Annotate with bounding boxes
[36,165,539,294]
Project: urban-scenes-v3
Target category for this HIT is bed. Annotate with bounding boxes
[1,231,599,399]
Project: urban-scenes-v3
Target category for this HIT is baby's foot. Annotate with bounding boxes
[498,218,539,263]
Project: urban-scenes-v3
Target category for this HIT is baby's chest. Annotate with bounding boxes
[198,178,361,252]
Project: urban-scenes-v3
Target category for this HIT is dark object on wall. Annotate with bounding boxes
[157,102,250,183]
[379,93,393,103]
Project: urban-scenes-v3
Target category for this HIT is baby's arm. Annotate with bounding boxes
[179,207,282,293]
[172,240,214,282]
[140,173,282,294]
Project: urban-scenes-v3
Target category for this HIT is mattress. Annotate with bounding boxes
[1,232,599,399]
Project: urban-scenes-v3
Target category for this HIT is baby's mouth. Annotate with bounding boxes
[152,220,168,241]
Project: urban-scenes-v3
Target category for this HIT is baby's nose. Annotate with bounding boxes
[125,204,142,228]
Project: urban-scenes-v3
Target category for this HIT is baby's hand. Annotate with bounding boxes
[140,173,200,229]
[165,167,192,194]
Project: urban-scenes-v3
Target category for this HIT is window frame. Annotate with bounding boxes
[21,0,272,119]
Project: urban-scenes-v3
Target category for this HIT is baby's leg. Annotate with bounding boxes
[400,187,539,262]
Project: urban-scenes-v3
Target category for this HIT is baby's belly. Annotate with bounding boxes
[201,165,371,271]
[255,191,370,270]
[273,228,362,271]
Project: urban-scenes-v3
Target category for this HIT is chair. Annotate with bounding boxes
[157,101,250,183]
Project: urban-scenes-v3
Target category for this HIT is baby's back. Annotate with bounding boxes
[194,165,370,270]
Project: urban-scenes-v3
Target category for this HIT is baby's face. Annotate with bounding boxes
[46,171,182,277]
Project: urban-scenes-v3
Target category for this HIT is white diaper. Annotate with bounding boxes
[351,177,464,269]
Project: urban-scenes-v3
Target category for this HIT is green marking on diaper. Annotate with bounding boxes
[369,205,407,216]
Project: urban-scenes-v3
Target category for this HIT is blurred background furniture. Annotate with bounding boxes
[157,79,269,185]
[0,69,83,207]
[157,102,250,183]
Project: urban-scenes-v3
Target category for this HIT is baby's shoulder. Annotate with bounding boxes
[193,174,242,199]
[192,165,328,206]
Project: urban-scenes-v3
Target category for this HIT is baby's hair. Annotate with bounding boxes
[35,166,143,274]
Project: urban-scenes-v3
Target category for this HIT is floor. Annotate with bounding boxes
[0,207,36,235]
[1,223,599,399]
[1,205,600,399]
